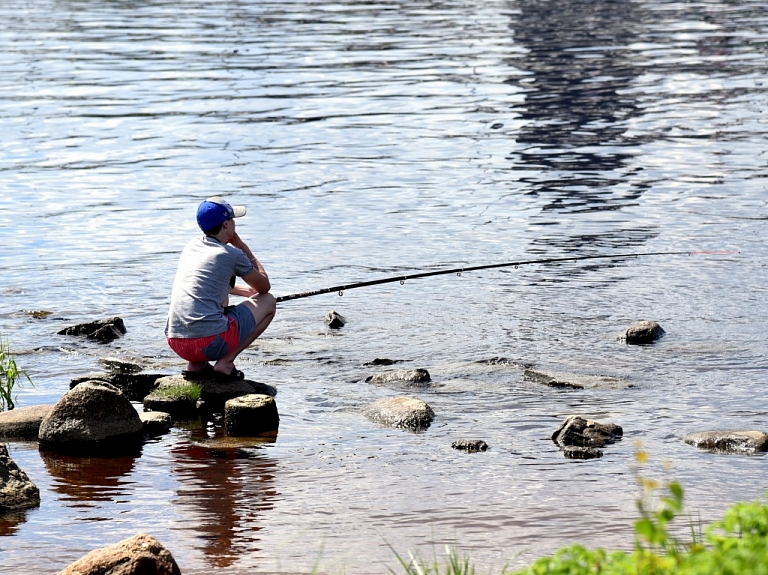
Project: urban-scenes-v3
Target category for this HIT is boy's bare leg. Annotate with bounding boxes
[213,292,276,375]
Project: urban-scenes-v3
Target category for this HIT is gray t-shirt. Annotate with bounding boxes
[165,235,254,339]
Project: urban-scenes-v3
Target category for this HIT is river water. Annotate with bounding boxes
[1,0,767,573]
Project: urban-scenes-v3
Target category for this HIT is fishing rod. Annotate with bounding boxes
[274,249,737,303]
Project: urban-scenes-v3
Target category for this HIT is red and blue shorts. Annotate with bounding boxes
[167,304,256,363]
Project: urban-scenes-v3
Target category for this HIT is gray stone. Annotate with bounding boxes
[361,396,435,431]
[451,439,489,453]
[58,532,181,575]
[150,375,277,416]
[98,357,146,374]
[366,368,432,387]
[325,310,346,328]
[224,394,279,436]
[0,405,54,440]
[57,317,126,344]
[684,431,768,454]
[0,444,40,511]
[38,381,144,455]
[621,320,665,344]
[139,412,173,438]
[552,416,623,448]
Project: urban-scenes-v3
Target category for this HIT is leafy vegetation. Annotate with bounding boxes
[151,383,202,402]
[392,445,768,575]
[0,337,32,411]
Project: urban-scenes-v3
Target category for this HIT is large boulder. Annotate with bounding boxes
[621,320,665,344]
[58,533,181,575]
[0,405,54,440]
[684,431,768,454]
[39,381,144,455]
[71,373,167,402]
[0,444,40,511]
[361,396,435,431]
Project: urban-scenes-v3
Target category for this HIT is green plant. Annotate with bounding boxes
[0,337,32,411]
[389,545,481,575]
[151,383,202,402]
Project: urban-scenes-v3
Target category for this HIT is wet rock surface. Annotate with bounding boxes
[451,439,488,453]
[325,310,346,328]
[139,412,173,438]
[552,415,623,458]
[361,396,435,431]
[58,532,181,575]
[57,317,127,344]
[0,444,40,511]
[621,320,665,344]
[0,405,54,440]
[524,368,628,390]
[684,431,768,453]
[38,381,144,455]
[366,368,432,387]
[224,394,280,436]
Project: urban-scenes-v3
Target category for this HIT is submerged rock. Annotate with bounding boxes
[451,439,489,453]
[39,381,144,455]
[57,317,126,344]
[0,445,40,511]
[325,310,346,329]
[366,368,432,387]
[684,431,768,454]
[361,396,435,431]
[552,416,623,451]
[621,320,665,344]
[0,405,54,440]
[58,532,181,575]
[524,368,629,390]
[224,394,279,436]
[562,446,603,459]
[364,358,402,366]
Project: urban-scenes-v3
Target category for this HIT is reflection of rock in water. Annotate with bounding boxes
[507,0,658,252]
[171,430,278,569]
[0,510,28,536]
[39,449,138,503]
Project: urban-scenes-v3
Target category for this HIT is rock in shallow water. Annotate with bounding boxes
[0,405,54,440]
[552,415,622,459]
[621,320,665,344]
[57,532,181,575]
[0,445,40,511]
[361,396,434,431]
[684,431,768,453]
[366,368,431,387]
[451,439,489,453]
[225,394,279,436]
[39,381,144,455]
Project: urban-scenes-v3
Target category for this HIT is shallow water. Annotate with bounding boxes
[1,0,767,572]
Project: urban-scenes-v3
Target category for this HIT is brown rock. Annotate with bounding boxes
[57,533,181,575]
[224,394,279,436]
[684,431,768,453]
[0,405,54,440]
[0,444,40,511]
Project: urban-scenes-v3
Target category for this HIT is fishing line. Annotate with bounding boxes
[274,250,738,303]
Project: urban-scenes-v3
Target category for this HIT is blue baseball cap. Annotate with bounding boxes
[196,196,246,232]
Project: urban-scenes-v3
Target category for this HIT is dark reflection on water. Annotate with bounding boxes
[40,449,139,506]
[170,427,278,569]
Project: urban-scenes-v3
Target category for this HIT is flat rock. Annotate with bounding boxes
[361,396,435,431]
[98,357,147,374]
[621,320,665,344]
[0,445,40,511]
[451,439,489,453]
[58,532,181,575]
[39,381,144,455]
[0,405,54,440]
[154,375,276,415]
[524,368,629,390]
[684,431,768,454]
[365,368,432,387]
